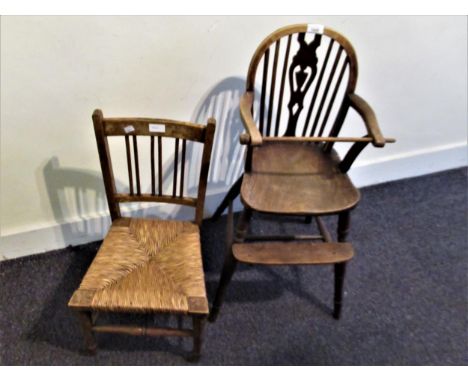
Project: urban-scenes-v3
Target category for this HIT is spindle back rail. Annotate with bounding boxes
[93,110,216,226]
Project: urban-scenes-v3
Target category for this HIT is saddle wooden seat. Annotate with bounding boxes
[241,142,360,215]
[69,218,209,315]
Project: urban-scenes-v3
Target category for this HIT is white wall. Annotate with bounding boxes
[1,16,467,259]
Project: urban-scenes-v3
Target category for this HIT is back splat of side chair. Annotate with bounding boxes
[68,110,215,362]
[209,24,395,323]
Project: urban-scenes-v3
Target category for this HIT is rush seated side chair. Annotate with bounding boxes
[210,24,395,322]
[68,110,215,361]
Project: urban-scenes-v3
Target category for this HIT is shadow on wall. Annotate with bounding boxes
[189,76,254,214]
[42,157,112,245]
[40,77,253,247]
[42,157,196,245]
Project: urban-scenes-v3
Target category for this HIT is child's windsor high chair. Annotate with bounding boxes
[210,24,395,322]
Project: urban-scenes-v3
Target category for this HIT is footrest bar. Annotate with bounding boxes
[233,242,354,265]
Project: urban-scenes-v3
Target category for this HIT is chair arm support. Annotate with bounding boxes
[338,138,370,173]
[240,91,263,146]
[348,94,385,147]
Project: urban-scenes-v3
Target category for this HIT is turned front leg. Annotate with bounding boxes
[76,310,97,354]
[188,316,204,362]
[209,207,252,322]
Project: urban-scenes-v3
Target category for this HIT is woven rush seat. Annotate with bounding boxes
[69,217,209,315]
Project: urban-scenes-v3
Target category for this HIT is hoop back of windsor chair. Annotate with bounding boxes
[210,23,395,323]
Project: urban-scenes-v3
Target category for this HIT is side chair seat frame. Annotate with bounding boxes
[69,110,216,362]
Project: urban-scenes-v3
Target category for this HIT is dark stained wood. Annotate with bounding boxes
[74,110,216,360]
[334,210,351,319]
[234,207,253,243]
[310,46,344,137]
[158,136,163,195]
[317,56,348,137]
[337,210,351,243]
[246,24,359,95]
[180,139,186,197]
[259,48,269,134]
[188,316,204,362]
[93,108,215,238]
[114,193,197,207]
[233,241,354,265]
[261,136,395,143]
[240,92,263,146]
[92,325,192,337]
[239,23,395,148]
[275,34,291,136]
[333,262,346,319]
[266,40,280,136]
[323,101,351,153]
[241,24,393,144]
[211,175,243,220]
[348,93,386,147]
[245,145,253,172]
[76,311,97,354]
[315,216,332,242]
[243,25,360,141]
[173,138,179,197]
[226,201,234,250]
[211,24,395,326]
[111,217,131,227]
[284,33,322,137]
[124,135,134,196]
[244,234,323,242]
[209,204,249,323]
[303,39,334,136]
[339,138,370,173]
[132,135,141,195]
[92,110,121,220]
[151,136,155,195]
[240,142,360,215]
[104,118,206,142]
[194,118,216,226]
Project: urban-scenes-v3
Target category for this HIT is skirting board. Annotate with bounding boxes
[1,142,466,261]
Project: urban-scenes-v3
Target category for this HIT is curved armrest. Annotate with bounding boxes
[348,94,386,147]
[240,91,263,146]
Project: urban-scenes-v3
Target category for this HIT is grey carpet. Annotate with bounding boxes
[0,168,466,365]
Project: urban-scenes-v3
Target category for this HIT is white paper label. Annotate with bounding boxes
[149,124,166,133]
[307,24,324,34]
[123,125,135,134]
